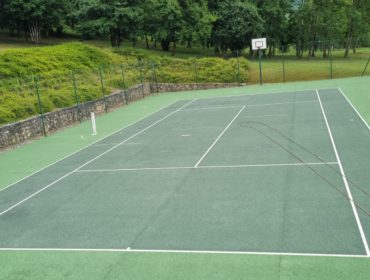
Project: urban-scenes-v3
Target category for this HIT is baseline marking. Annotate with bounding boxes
[76,162,338,173]
[194,106,246,168]
[0,100,183,194]
[0,247,367,259]
[338,87,370,131]
[316,89,370,256]
[0,99,197,217]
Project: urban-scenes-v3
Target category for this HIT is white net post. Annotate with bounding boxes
[91,112,97,135]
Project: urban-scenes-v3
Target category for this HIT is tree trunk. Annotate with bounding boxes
[344,17,353,58]
[172,42,177,56]
[29,22,41,44]
[145,35,150,49]
[110,27,121,48]
[161,39,170,51]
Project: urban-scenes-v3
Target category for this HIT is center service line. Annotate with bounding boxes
[194,106,246,168]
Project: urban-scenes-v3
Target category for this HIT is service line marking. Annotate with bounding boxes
[76,162,339,173]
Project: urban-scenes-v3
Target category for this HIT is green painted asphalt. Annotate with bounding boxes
[1,77,370,279]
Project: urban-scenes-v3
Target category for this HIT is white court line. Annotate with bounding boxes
[194,106,246,168]
[0,100,183,194]
[0,99,197,218]
[180,100,316,112]
[338,87,370,131]
[76,162,339,173]
[0,247,367,258]
[316,89,370,256]
[247,100,316,107]
[180,105,241,111]
[193,87,336,101]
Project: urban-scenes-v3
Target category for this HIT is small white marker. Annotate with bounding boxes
[127,247,131,251]
[181,134,192,137]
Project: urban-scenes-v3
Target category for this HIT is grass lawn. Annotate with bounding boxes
[248,48,370,84]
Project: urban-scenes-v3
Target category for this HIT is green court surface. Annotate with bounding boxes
[1,77,370,279]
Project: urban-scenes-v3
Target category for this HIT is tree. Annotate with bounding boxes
[141,0,183,52]
[76,0,143,47]
[252,0,292,57]
[210,0,264,54]
[344,0,370,57]
[177,0,215,49]
[3,0,69,43]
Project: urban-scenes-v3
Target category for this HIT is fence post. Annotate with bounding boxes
[71,70,82,122]
[138,62,145,98]
[362,56,370,76]
[99,67,108,113]
[152,62,159,93]
[120,64,129,104]
[193,60,199,89]
[329,45,333,79]
[236,50,241,86]
[282,46,286,83]
[34,75,47,137]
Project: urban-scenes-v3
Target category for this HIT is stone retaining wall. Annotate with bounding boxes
[0,83,241,150]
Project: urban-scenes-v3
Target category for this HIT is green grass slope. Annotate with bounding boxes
[0,43,248,125]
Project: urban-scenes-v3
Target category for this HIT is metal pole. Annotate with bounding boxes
[194,60,199,89]
[362,56,370,76]
[329,45,333,79]
[71,70,82,122]
[282,46,286,83]
[258,49,263,85]
[120,64,129,104]
[236,50,241,86]
[152,62,159,93]
[34,76,47,137]
[138,62,145,98]
[99,67,108,113]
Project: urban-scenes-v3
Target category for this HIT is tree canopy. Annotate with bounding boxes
[0,0,369,56]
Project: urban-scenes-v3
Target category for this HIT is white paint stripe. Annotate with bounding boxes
[181,105,241,111]
[194,106,246,168]
[247,100,316,107]
[0,100,182,194]
[0,247,367,258]
[76,162,338,173]
[198,162,339,169]
[244,114,288,118]
[0,99,197,217]
[338,87,370,131]
[180,100,315,112]
[193,87,336,101]
[316,89,370,256]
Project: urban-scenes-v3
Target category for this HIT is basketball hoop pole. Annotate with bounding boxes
[258,48,263,85]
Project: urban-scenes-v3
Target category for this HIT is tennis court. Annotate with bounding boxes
[0,88,370,258]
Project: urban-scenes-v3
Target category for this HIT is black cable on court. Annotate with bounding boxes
[239,121,370,217]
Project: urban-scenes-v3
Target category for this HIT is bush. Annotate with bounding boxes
[0,43,250,125]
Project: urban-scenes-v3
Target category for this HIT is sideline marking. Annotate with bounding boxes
[0,100,183,194]
[316,89,370,256]
[194,106,246,168]
[76,162,338,173]
[0,247,367,258]
[338,87,370,131]
[0,99,197,218]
